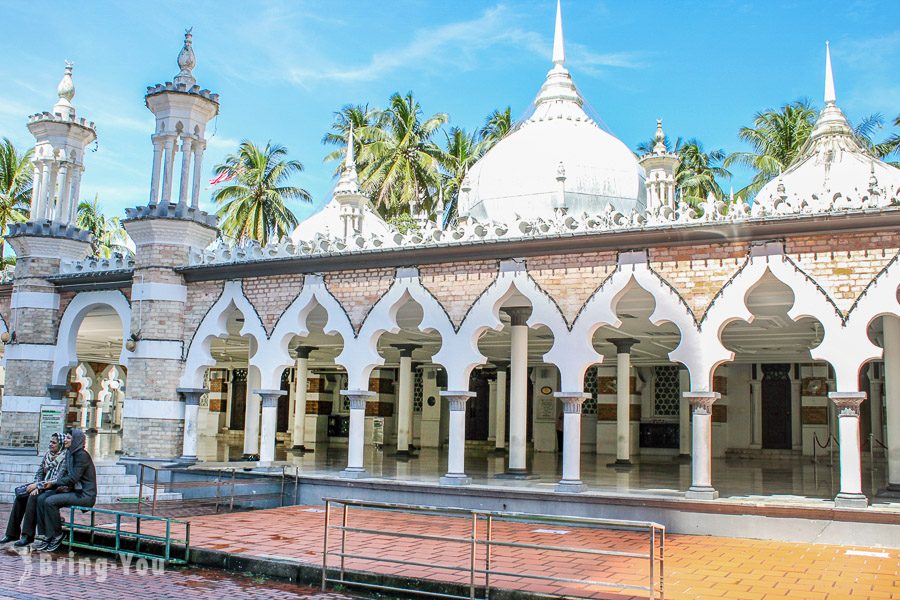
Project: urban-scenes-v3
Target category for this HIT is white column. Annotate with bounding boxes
[341,390,374,478]
[191,142,205,209]
[56,164,71,224]
[487,379,497,442]
[830,392,868,508]
[39,163,53,220]
[257,388,286,464]
[494,362,508,452]
[885,316,900,491]
[505,308,530,474]
[161,136,177,204]
[149,137,164,205]
[440,391,475,485]
[556,393,589,492]
[178,388,207,461]
[291,347,313,450]
[610,338,638,467]
[393,344,420,456]
[68,166,82,223]
[684,391,720,500]
[178,137,193,207]
[91,397,103,430]
[868,366,883,454]
[242,363,261,458]
[29,164,41,219]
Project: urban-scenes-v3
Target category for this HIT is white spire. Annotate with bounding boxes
[824,41,836,106]
[334,123,362,197]
[552,0,565,66]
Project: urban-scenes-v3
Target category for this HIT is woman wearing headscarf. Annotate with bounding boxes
[0,433,66,547]
[34,429,96,552]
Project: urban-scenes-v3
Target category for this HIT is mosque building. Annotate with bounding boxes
[2,2,900,513]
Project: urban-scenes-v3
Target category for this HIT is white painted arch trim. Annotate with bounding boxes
[11,291,60,310]
[52,290,133,385]
[122,398,185,420]
[132,282,187,303]
[3,344,57,362]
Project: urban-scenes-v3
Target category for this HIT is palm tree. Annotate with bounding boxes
[212,141,310,245]
[322,104,377,177]
[437,127,481,223]
[725,100,819,199]
[874,114,900,166]
[76,195,131,258]
[362,92,447,219]
[0,138,33,263]
[479,107,513,153]
[676,140,731,206]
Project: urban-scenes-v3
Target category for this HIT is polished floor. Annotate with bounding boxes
[82,430,896,507]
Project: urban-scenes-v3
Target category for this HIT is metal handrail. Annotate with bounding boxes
[812,432,839,467]
[321,498,665,600]
[137,463,297,516]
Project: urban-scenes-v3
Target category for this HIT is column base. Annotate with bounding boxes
[490,447,507,456]
[440,474,471,486]
[672,454,692,464]
[495,469,540,480]
[686,486,719,500]
[834,492,868,509]
[340,468,368,479]
[176,455,199,465]
[241,453,260,462]
[606,459,634,470]
[555,480,586,493]
[290,445,313,454]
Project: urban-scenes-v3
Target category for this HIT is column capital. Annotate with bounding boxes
[554,392,590,414]
[492,360,510,371]
[293,345,316,360]
[391,343,421,358]
[341,389,375,410]
[828,391,866,417]
[252,388,286,408]
[177,387,209,406]
[502,307,531,326]
[684,391,720,415]
[609,337,640,354]
[440,390,475,412]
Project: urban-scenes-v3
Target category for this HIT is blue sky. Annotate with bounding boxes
[1,1,897,221]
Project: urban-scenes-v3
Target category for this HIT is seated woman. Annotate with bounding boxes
[0,433,66,547]
[34,429,97,552]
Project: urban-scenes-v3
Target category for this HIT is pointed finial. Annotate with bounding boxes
[346,123,356,170]
[57,61,75,102]
[552,0,565,66]
[174,27,197,87]
[653,118,666,153]
[824,41,836,106]
[729,185,735,203]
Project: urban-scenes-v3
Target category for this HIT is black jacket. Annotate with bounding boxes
[54,448,97,502]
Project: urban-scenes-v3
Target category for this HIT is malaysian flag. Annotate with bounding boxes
[209,169,235,185]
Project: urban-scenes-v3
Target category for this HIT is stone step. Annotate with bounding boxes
[0,462,127,475]
[0,491,183,505]
[0,482,146,495]
[0,472,136,484]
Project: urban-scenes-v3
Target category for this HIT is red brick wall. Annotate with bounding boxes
[420,260,498,329]
[242,274,304,335]
[325,268,395,333]
[528,252,618,325]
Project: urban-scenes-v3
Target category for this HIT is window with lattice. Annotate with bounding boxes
[413,368,424,413]
[654,365,680,416]
[582,366,599,415]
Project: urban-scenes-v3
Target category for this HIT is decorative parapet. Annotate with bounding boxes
[27,110,96,132]
[188,195,900,268]
[144,81,219,104]
[124,202,218,228]
[59,251,135,275]
[7,220,93,242]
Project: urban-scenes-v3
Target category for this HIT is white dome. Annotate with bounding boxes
[458,4,645,225]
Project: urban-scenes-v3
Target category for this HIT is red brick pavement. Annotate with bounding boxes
[132,505,899,600]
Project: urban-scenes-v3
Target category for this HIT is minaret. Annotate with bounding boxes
[334,125,367,240]
[142,28,219,216]
[24,62,97,227]
[638,119,681,212]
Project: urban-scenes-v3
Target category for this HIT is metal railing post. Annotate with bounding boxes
[152,467,159,516]
[650,525,655,599]
[485,514,493,599]
[470,513,477,600]
[137,464,145,514]
[294,466,299,505]
[660,527,665,600]
[321,499,331,591]
[229,469,236,512]
[280,466,286,507]
[340,503,348,582]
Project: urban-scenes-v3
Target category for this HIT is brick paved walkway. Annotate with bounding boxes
[130,505,897,600]
[0,546,356,599]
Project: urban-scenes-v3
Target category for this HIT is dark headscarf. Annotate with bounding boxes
[64,429,86,476]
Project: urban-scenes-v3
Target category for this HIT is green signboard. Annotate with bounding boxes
[38,405,66,454]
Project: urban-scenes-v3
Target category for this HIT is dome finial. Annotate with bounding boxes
[174,27,197,88]
[57,61,75,103]
[824,41,836,106]
[653,118,666,153]
[552,0,565,66]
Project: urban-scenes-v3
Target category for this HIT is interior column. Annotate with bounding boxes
[341,390,374,478]
[393,344,421,457]
[504,308,531,474]
[829,391,868,507]
[178,388,207,462]
[291,346,314,452]
[684,391,720,499]
[242,360,261,459]
[609,338,638,468]
[493,361,508,454]
[257,389,286,464]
